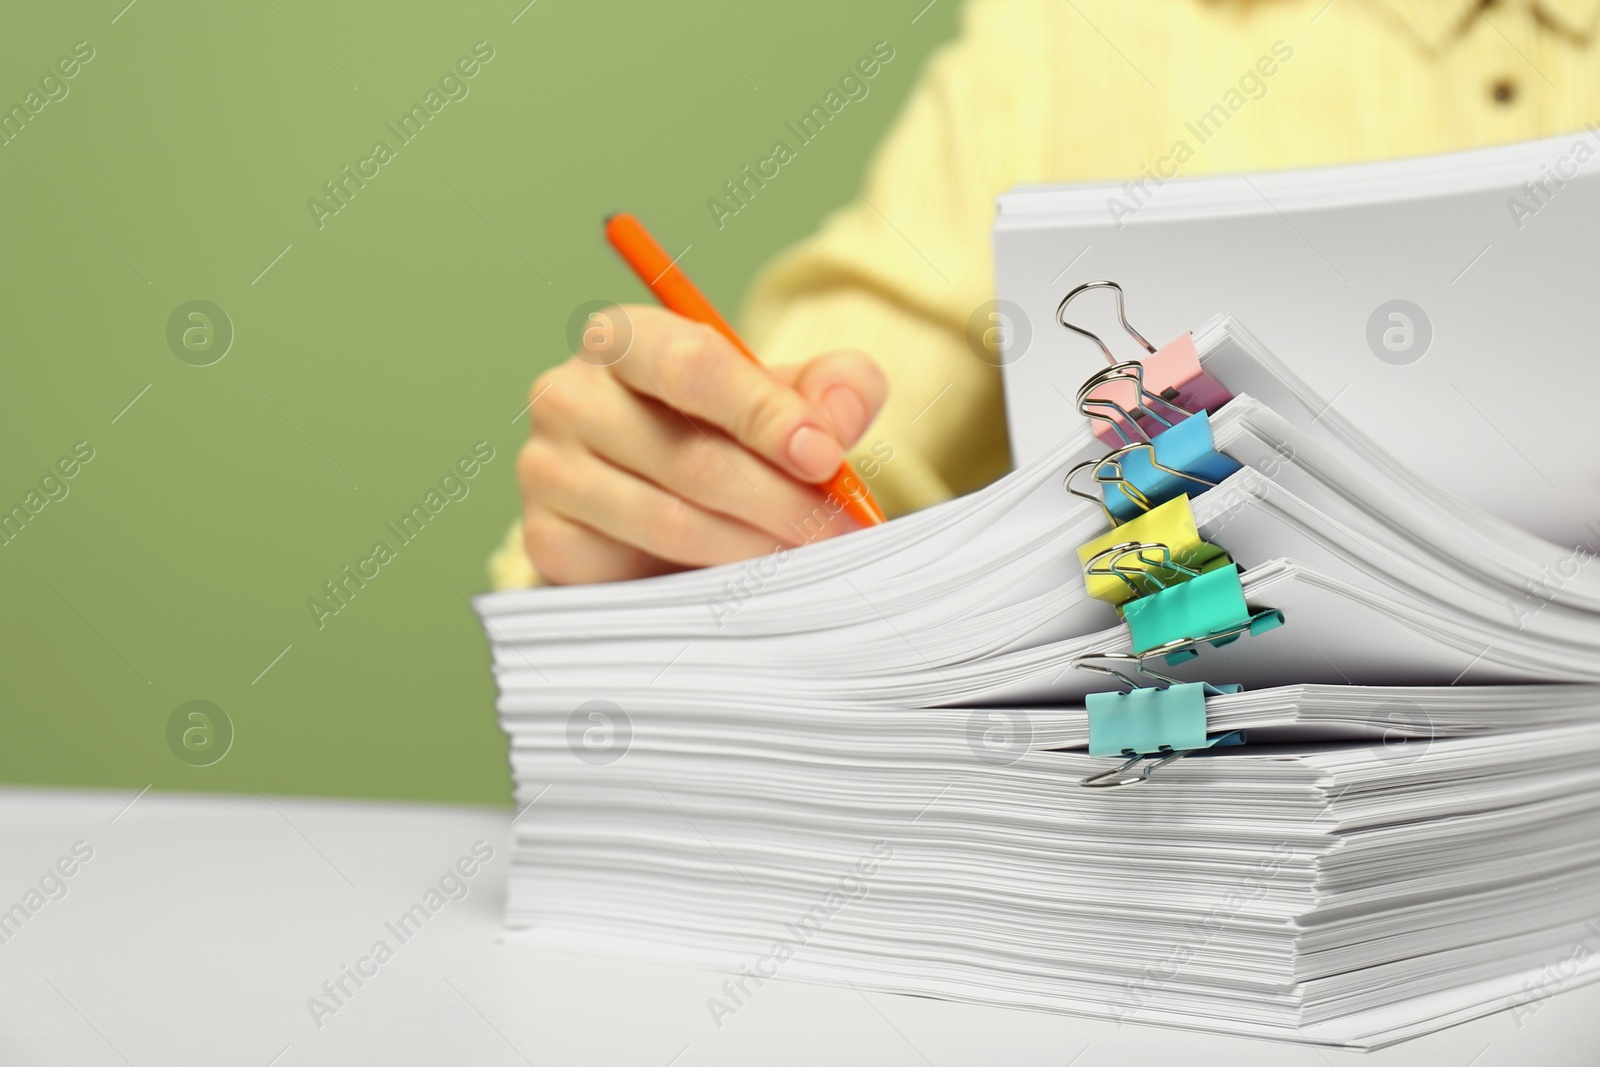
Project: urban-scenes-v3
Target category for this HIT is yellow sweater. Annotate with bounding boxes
[492,0,1600,590]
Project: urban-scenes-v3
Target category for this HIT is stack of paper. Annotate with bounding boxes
[994,132,1600,550]
[501,713,1600,1048]
[474,316,1600,1049]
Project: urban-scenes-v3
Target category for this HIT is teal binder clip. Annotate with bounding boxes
[1081,681,1247,789]
[1072,655,1246,789]
[1121,564,1284,664]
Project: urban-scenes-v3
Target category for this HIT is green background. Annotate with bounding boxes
[0,0,960,805]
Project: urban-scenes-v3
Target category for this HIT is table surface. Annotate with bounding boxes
[1,787,1595,1067]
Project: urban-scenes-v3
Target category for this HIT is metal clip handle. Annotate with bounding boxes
[1079,747,1189,789]
[1057,280,1156,363]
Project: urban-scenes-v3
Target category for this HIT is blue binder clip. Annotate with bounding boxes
[1076,668,1247,789]
[1121,563,1285,664]
[1064,417,1241,525]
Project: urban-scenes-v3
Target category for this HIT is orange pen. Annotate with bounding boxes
[604,212,886,527]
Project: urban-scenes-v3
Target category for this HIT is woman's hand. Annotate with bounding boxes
[518,305,887,585]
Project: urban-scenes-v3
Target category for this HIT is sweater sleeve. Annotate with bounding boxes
[740,0,1028,516]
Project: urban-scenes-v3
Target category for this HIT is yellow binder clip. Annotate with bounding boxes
[1075,495,1229,606]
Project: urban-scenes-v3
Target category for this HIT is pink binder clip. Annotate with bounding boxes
[1057,281,1233,446]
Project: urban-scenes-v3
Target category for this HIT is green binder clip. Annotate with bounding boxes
[1073,654,1246,789]
[1121,563,1284,664]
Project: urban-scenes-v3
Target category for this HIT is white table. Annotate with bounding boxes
[1,787,1594,1066]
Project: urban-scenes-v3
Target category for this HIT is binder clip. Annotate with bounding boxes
[1072,655,1245,789]
[1076,495,1230,605]
[1058,280,1233,447]
[1081,541,1204,602]
[1097,417,1241,522]
[1076,361,1193,446]
[1121,563,1285,662]
[1063,417,1242,524]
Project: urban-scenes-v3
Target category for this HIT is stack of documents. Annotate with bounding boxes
[498,706,1600,1048]
[994,132,1600,550]
[476,313,1600,1048]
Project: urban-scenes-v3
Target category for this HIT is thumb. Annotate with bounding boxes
[777,349,888,449]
